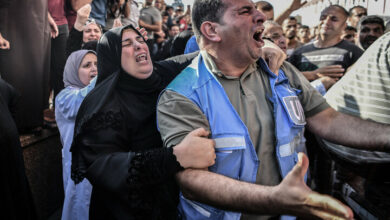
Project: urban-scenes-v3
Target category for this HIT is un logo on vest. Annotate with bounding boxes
[283,96,306,125]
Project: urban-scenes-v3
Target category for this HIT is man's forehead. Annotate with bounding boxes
[223,0,255,9]
[352,7,366,14]
[321,7,345,18]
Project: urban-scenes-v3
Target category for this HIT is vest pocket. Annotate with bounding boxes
[179,194,224,219]
[209,136,246,179]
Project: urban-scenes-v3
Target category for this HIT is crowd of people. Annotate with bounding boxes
[1,0,390,219]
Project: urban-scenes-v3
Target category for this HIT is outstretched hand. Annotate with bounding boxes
[272,153,354,220]
[173,128,216,169]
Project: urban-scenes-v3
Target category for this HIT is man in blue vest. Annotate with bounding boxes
[157,0,390,219]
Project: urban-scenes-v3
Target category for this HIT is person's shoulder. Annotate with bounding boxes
[338,40,363,52]
[291,42,316,55]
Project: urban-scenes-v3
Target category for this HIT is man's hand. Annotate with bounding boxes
[318,76,336,90]
[48,13,59,38]
[315,65,344,80]
[74,4,91,31]
[288,0,307,12]
[261,39,287,74]
[0,33,10,50]
[271,153,354,219]
[173,128,216,169]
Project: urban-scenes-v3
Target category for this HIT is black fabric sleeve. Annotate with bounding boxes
[72,113,183,196]
[154,51,198,83]
[65,27,83,58]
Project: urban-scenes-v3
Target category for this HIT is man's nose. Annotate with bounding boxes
[255,10,266,24]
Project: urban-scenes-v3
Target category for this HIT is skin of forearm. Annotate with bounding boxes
[307,108,390,152]
[139,20,161,32]
[301,71,318,81]
[275,8,293,25]
[177,169,280,215]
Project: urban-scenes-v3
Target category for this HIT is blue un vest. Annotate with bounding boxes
[162,54,306,220]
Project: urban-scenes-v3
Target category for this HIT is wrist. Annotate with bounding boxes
[74,18,87,31]
[172,144,186,168]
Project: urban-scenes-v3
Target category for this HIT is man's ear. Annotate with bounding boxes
[200,21,222,42]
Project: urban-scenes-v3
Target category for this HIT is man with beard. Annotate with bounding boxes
[357,15,384,50]
[289,5,363,83]
[282,16,303,57]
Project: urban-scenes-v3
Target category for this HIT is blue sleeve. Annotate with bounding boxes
[55,78,96,120]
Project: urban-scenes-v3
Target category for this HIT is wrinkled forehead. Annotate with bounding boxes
[121,28,143,40]
[266,25,283,34]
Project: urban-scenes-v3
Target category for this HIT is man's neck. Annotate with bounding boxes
[286,38,298,49]
[315,34,342,48]
[205,48,251,78]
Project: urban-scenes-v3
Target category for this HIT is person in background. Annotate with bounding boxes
[341,26,357,44]
[297,25,311,44]
[66,4,102,58]
[104,0,130,31]
[347,5,367,28]
[121,0,140,28]
[282,16,303,57]
[0,77,37,219]
[139,0,162,59]
[55,50,98,220]
[357,15,385,50]
[255,0,307,25]
[289,5,363,82]
[46,0,69,124]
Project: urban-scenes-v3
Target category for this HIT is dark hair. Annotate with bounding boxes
[345,25,357,32]
[166,6,173,11]
[287,16,297,21]
[170,24,180,30]
[300,25,309,30]
[162,11,169,17]
[348,5,366,16]
[255,1,273,12]
[192,0,227,38]
[357,15,385,32]
[322,5,349,18]
[82,40,98,51]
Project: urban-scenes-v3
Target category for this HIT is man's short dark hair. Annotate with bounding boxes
[345,25,357,32]
[166,6,173,11]
[192,0,227,38]
[300,25,309,30]
[162,11,169,17]
[322,5,349,18]
[357,15,385,32]
[255,1,273,12]
[348,5,367,16]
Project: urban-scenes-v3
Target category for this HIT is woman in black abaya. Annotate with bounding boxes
[70,25,215,219]
[0,78,36,219]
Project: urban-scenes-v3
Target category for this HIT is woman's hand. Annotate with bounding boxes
[173,128,216,169]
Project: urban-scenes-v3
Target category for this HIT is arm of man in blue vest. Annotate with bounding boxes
[177,153,353,219]
[306,107,390,152]
[157,93,352,219]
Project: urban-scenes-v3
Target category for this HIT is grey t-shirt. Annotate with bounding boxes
[288,40,363,72]
[157,51,329,219]
[139,6,161,39]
